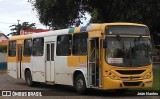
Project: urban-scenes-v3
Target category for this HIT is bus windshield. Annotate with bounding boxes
[105,37,152,67]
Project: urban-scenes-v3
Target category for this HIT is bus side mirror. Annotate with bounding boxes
[103,40,107,48]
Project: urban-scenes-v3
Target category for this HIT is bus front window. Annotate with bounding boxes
[105,37,152,67]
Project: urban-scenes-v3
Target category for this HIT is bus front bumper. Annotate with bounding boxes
[102,76,153,90]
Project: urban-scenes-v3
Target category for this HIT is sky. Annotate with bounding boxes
[0,0,91,35]
[0,0,47,35]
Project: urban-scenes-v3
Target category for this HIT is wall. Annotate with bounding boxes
[0,35,7,42]
[0,52,7,70]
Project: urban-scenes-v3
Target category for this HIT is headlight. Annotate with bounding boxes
[105,71,119,80]
[143,71,152,79]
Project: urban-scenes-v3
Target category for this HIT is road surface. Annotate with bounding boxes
[0,73,159,99]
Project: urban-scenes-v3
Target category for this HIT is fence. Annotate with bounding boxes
[152,56,160,64]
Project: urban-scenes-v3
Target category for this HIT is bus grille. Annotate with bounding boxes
[123,81,142,86]
[120,76,141,80]
[116,70,145,75]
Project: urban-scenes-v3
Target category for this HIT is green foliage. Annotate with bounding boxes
[152,65,160,90]
[0,45,7,53]
[30,0,88,29]
[9,22,36,35]
[30,0,160,44]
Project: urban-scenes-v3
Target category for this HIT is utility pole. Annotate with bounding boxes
[17,19,20,35]
[17,19,20,25]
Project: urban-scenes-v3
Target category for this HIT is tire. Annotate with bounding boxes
[25,70,34,87]
[74,74,86,94]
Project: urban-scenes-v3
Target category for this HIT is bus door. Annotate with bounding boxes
[45,42,55,82]
[17,45,22,78]
[88,38,100,87]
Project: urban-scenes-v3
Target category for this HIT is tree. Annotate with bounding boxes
[9,22,36,35]
[0,45,7,53]
[29,0,160,44]
[29,0,88,29]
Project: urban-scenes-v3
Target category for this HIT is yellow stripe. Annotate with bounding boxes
[88,31,102,38]
[67,56,87,67]
[22,56,31,63]
[74,27,80,33]
[8,34,32,63]
[67,56,79,67]
[92,24,101,31]
[9,34,32,41]
[7,57,17,62]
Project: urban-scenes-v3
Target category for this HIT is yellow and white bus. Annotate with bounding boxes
[7,23,153,94]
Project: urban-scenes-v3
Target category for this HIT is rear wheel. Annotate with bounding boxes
[74,74,86,94]
[25,70,34,87]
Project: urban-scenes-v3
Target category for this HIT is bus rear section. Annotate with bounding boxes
[7,35,32,79]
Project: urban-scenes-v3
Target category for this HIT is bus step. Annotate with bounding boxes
[90,86,101,89]
[46,81,55,85]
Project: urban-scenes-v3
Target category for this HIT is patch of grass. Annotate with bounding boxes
[149,65,160,90]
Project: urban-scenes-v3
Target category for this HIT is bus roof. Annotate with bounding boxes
[9,23,148,39]
[9,34,32,41]
[102,22,147,27]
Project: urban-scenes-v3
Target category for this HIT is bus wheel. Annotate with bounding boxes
[25,70,34,87]
[74,74,86,94]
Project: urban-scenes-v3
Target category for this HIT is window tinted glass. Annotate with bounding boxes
[51,43,54,61]
[56,34,72,56]
[24,39,32,56]
[32,37,44,56]
[106,26,149,35]
[73,33,88,55]
[105,37,152,67]
[8,41,16,57]
[47,44,50,61]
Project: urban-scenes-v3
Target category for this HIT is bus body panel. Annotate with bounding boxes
[54,56,72,85]
[31,54,45,82]
[7,23,153,91]
[54,55,88,86]
[7,35,32,79]
[8,62,17,79]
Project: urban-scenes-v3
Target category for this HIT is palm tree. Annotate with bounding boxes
[9,22,36,36]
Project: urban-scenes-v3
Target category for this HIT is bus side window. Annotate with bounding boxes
[56,34,72,56]
[32,37,44,56]
[73,32,88,55]
[24,39,32,56]
[8,41,16,57]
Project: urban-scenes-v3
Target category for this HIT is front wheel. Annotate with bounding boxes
[74,74,86,94]
[25,70,34,87]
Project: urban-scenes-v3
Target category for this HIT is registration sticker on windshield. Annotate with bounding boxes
[108,58,123,63]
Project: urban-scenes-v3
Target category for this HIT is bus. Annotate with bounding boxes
[7,23,153,94]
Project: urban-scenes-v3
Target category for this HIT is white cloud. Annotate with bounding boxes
[0,0,47,35]
[0,0,91,35]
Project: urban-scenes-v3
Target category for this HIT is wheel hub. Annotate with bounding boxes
[77,79,83,89]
